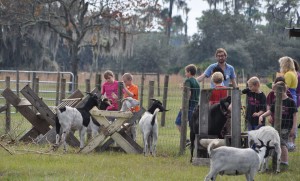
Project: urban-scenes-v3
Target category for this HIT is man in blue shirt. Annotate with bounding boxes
[196,48,237,88]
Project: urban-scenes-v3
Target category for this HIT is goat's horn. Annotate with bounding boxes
[258,139,264,146]
[150,98,158,101]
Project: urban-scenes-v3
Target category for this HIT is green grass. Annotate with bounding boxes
[0,144,300,181]
[1,75,300,180]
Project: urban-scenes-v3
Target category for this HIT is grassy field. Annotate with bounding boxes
[0,73,300,180]
[0,144,300,181]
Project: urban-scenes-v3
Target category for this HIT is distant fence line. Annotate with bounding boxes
[0,72,170,134]
[0,70,282,155]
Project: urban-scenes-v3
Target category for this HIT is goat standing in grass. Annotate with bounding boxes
[205,139,272,181]
[55,93,110,152]
[139,99,168,156]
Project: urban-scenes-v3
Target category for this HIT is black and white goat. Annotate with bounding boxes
[248,126,281,173]
[118,97,140,141]
[55,93,110,151]
[204,139,272,181]
[139,98,168,156]
[190,96,231,162]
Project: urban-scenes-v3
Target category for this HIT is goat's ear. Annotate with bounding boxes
[86,92,93,96]
[158,104,168,112]
[150,98,158,102]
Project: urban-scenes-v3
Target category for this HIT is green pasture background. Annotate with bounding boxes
[0,73,300,180]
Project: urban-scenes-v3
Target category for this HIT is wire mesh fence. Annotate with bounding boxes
[0,72,299,157]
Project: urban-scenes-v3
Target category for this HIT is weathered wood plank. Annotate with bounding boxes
[80,116,130,153]
[116,130,143,153]
[199,139,225,148]
[21,85,56,126]
[90,108,133,119]
[17,98,32,107]
[231,89,241,148]
[1,88,50,134]
[0,105,7,113]
[80,133,107,153]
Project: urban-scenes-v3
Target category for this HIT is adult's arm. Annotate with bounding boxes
[196,73,206,82]
[231,78,237,88]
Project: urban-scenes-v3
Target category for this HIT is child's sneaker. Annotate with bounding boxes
[280,162,289,171]
[287,142,296,152]
[289,144,296,152]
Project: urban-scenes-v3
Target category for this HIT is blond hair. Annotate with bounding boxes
[247,76,260,86]
[122,73,133,81]
[279,56,296,74]
[211,72,224,84]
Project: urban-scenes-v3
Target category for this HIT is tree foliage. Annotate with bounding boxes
[0,0,161,78]
[1,1,300,77]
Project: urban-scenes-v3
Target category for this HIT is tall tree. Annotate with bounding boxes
[0,0,160,80]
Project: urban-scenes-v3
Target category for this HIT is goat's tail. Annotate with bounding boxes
[151,108,160,126]
[207,140,219,156]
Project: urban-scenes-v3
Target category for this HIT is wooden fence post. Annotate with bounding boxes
[32,77,39,114]
[115,73,119,81]
[179,81,190,155]
[161,75,169,127]
[5,76,11,133]
[157,73,160,96]
[55,72,61,106]
[231,88,241,148]
[95,73,102,91]
[33,77,39,96]
[118,82,124,110]
[148,81,155,109]
[273,84,283,172]
[274,86,283,135]
[60,78,66,102]
[31,72,36,90]
[140,73,145,108]
[74,75,78,91]
[16,70,20,97]
[85,79,91,93]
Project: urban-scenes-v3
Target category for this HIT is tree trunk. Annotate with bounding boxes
[70,43,80,85]
[167,0,174,45]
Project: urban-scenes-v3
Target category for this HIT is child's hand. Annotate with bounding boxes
[242,88,250,94]
[111,92,118,99]
[268,117,273,124]
[252,112,260,117]
[258,115,264,125]
[290,128,295,137]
